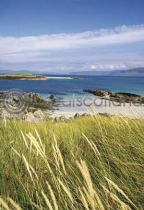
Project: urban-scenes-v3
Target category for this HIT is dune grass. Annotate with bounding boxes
[0,115,144,209]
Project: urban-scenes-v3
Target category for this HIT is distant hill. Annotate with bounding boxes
[70,70,109,76]
[108,68,144,76]
[1,68,144,76]
[70,68,144,76]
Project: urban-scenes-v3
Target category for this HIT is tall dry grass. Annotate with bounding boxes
[0,115,144,209]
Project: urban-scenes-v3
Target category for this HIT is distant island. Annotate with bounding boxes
[0,73,48,80]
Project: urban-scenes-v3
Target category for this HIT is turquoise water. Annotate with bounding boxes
[0,76,144,100]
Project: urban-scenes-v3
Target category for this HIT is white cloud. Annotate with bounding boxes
[1,24,144,72]
[0,24,144,55]
[1,56,144,72]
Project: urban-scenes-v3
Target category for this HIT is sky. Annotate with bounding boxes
[0,0,144,73]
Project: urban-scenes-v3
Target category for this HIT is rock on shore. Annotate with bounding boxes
[0,91,52,110]
[83,89,144,103]
[0,91,53,121]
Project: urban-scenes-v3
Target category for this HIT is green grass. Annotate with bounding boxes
[0,115,144,209]
[0,73,33,77]
[0,73,46,78]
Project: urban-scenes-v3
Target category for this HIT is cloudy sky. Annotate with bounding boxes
[0,0,144,73]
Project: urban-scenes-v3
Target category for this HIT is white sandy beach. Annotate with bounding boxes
[46,98,144,119]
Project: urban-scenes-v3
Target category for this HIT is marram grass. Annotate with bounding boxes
[0,115,144,209]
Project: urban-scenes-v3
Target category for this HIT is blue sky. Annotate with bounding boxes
[0,0,144,72]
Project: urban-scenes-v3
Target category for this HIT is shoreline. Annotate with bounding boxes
[46,108,144,120]
[0,89,144,121]
[46,98,144,119]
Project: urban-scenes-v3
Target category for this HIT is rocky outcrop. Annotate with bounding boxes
[49,95,56,102]
[82,113,90,117]
[28,94,52,109]
[0,91,53,121]
[0,92,5,98]
[54,116,60,123]
[0,108,22,120]
[59,116,67,122]
[22,110,45,122]
[54,116,68,123]
[74,113,81,118]
[99,113,112,118]
[83,89,144,104]
[71,77,84,80]
[22,112,36,122]
[110,92,143,103]
[0,91,53,111]
[33,110,45,120]
[84,89,110,97]
[115,92,140,97]
[0,108,11,119]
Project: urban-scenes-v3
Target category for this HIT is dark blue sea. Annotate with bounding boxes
[0,75,144,99]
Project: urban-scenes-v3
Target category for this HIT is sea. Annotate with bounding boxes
[0,75,144,101]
